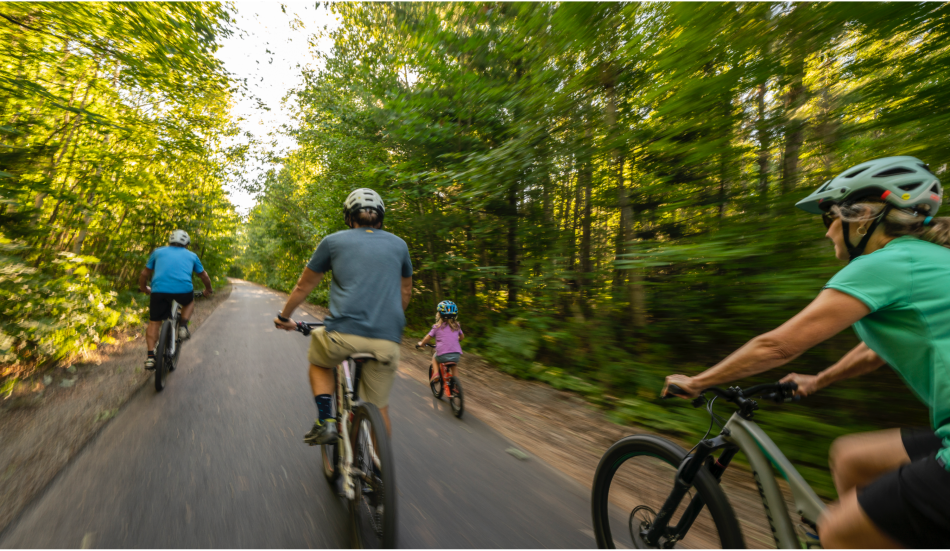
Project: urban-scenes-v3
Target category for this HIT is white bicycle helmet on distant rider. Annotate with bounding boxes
[344,188,386,228]
[169,229,190,247]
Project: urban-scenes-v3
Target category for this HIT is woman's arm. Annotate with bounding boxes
[780,342,885,397]
[664,289,870,398]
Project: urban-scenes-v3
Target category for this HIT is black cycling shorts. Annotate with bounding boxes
[857,427,950,548]
[149,291,194,322]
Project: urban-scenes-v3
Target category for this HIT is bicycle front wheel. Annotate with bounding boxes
[428,365,443,398]
[350,402,396,549]
[154,320,172,392]
[322,384,341,484]
[591,435,744,549]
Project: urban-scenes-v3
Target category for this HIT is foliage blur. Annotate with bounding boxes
[1,3,240,390]
[236,2,950,496]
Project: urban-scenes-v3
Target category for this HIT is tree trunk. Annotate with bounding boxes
[781,43,807,196]
[505,181,518,310]
[756,82,770,205]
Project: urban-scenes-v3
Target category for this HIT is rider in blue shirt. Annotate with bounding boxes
[138,230,213,369]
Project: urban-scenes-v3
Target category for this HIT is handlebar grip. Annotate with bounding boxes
[663,384,687,399]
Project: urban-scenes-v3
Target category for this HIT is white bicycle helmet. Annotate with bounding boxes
[344,188,385,227]
[169,229,190,247]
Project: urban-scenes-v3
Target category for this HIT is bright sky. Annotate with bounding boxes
[216,2,340,215]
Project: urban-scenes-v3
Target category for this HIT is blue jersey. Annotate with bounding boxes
[146,246,204,294]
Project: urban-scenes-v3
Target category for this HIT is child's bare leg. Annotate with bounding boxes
[430,355,440,382]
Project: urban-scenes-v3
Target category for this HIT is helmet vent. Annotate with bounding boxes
[898,182,923,191]
[919,163,934,174]
[844,167,869,178]
[874,167,916,177]
[931,183,941,194]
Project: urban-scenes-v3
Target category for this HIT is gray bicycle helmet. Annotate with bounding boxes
[796,156,942,261]
[796,156,942,215]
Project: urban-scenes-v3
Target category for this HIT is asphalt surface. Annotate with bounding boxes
[0,280,599,548]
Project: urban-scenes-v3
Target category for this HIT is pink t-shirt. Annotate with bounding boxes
[427,322,463,356]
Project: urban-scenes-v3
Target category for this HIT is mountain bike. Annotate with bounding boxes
[154,291,203,392]
[416,342,463,418]
[591,381,826,549]
[296,321,397,549]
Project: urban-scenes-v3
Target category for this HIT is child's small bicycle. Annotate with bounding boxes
[417,342,464,418]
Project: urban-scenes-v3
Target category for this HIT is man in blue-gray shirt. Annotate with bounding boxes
[139,230,213,369]
[274,189,413,444]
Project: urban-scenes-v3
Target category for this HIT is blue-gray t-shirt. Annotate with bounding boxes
[307,228,413,343]
[146,246,204,294]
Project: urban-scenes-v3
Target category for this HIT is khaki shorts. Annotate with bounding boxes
[307,327,400,408]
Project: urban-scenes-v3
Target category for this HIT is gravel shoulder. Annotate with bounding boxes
[0,284,232,534]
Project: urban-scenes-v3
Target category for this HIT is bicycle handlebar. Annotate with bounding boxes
[294,321,324,336]
[665,381,800,406]
[415,342,436,349]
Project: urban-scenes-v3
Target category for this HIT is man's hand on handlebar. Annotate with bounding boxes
[778,372,819,397]
[140,285,151,295]
[202,288,213,298]
[661,374,702,399]
[274,315,296,331]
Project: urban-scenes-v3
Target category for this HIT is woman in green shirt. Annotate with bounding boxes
[664,156,950,548]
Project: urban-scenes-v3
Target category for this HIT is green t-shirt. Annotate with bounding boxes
[826,236,950,469]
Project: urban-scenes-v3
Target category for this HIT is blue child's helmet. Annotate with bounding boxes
[437,300,458,317]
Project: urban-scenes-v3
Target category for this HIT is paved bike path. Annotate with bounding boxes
[0,280,596,548]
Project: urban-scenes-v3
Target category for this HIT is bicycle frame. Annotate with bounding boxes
[648,411,826,549]
[721,413,825,548]
[334,355,379,502]
[335,357,358,501]
[438,361,455,396]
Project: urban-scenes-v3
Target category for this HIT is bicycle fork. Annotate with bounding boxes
[643,436,738,546]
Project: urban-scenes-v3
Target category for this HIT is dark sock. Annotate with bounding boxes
[315,394,333,422]
[182,320,190,328]
[147,350,155,357]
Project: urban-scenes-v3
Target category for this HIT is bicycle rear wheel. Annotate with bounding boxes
[154,320,172,392]
[428,365,443,398]
[448,376,463,418]
[169,333,182,372]
[591,435,744,549]
[350,402,396,549]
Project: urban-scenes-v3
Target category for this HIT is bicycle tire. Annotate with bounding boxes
[154,320,172,392]
[591,435,744,549]
[169,333,182,372]
[428,365,443,399]
[448,376,464,418]
[350,402,397,549]
[322,384,341,483]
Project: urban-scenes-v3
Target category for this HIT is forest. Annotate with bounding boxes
[236,2,950,494]
[2,2,949,497]
[0,4,240,387]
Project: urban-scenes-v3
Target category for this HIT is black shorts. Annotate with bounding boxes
[149,291,194,322]
[857,427,950,548]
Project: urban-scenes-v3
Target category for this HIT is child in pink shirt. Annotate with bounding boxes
[417,301,464,382]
